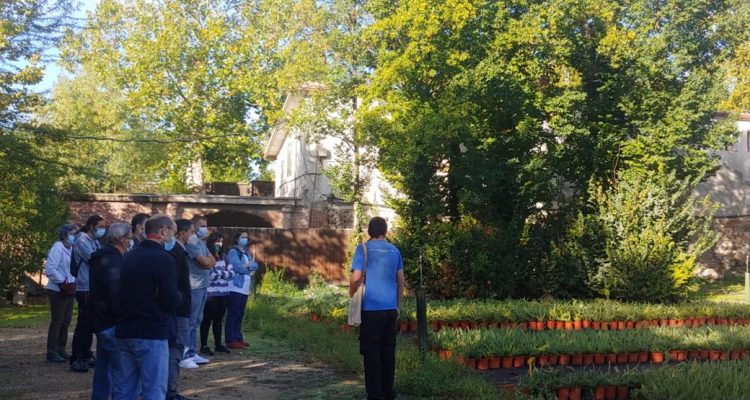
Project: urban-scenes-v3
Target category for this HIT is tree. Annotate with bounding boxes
[362,0,747,299]
[59,0,266,191]
[246,0,376,242]
[0,0,74,289]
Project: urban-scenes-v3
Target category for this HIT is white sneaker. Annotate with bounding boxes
[179,357,199,369]
[192,354,209,364]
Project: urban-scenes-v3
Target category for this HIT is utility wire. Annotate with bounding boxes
[64,132,254,144]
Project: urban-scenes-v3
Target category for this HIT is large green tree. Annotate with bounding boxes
[0,0,74,288]
[59,0,266,191]
[362,0,747,299]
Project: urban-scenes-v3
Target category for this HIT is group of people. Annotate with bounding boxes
[44,213,258,400]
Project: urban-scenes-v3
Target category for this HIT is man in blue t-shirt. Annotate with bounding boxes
[349,217,405,400]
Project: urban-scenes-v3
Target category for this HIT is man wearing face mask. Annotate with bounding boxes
[167,219,196,400]
[70,215,106,373]
[89,223,130,400]
[184,216,216,365]
[130,213,150,249]
[113,215,181,400]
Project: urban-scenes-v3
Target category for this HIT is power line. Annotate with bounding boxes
[65,132,256,144]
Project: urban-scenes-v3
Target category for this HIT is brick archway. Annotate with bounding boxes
[205,210,273,228]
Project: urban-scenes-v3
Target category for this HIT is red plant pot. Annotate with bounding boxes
[605,386,617,400]
[676,319,685,328]
[527,321,538,331]
[594,386,606,400]
[625,320,634,329]
[730,350,741,361]
[594,353,606,364]
[688,350,700,360]
[570,386,582,400]
[429,321,441,331]
[609,321,618,330]
[536,320,546,331]
[410,320,418,332]
[659,319,668,326]
[501,356,513,369]
[571,353,583,366]
[546,320,556,330]
[669,350,679,361]
[513,356,525,368]
[709,350,721,361]
[310,312,320,321]
[582,320,591,329]
[685,318,694,328]
[606,353,617,364]
[518,322,528,331]
[467,321,477,330]
[459,321,470,330]
[556,321,565,330]
[741,349,750,360]
[558,354,570,366]
[642,320,651,328]
[699,350,709,361]
[448,321,459,329]
[650,352,664,364]
[573,320,582,330]
[634,321,642,329]
[456,355,465,365]
[399,322,409,332]
[557,387,570,400]
[464,358,477,369]
[489,356,501,369]
[677,350,687,361]
[548,354,560,366]
[627,352,639,364]
[638,351,649,363]
[668,319,678,327]
[616,386,629,400]
[616,353,628,364]
[564,321,573,331]
[583,353,594,366]
[592,321,601,330]
[617,321,626,330]
[476,358,488,370]
[718,318,729,326]
[537,354,549,367]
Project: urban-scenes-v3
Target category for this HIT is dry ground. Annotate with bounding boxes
[0,323,353,399]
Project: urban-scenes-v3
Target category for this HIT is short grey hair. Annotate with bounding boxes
[104,223,130,246]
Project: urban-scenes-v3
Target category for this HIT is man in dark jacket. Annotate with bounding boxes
[166,219,195,400]
[113,215,181,400]
[89,223,130,400]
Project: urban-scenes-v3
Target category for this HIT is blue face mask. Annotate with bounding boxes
[67,235,76,246]
[197,227,209,239]
[164,237,176,251]
[95,227,106,239]
[238,237,248,248]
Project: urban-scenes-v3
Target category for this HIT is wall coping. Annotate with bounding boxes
[70,193,302,206]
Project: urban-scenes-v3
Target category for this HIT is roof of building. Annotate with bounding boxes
[264,82,326,160]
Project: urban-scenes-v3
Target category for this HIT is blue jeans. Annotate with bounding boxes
[112,338,169,400]
[92,326,119,400]
[167,317,190,399]
[225,292,248,344]
[187,287,207,358]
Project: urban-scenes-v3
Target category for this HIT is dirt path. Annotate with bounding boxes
[0,324,349,399]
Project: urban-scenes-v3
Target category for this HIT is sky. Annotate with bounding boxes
[33,0,99,93]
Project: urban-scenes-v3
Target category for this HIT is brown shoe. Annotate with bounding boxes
[226,341,244,350]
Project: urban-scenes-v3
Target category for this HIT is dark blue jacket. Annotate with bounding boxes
[90,244,124,333]
[116,240,181,340]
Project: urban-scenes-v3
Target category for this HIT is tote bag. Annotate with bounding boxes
[348,242,367,326]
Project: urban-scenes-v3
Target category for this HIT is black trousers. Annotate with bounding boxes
[71,291,94,362]
[359,310,398,400]
[47,290,74,355]
[201,295,229,348]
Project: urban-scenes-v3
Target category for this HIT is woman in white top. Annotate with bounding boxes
[45,223,79,363]
[225,230,258,349]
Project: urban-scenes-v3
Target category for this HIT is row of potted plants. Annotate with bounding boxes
[430,325,750,361]
[422,298,750,326]
[511,360,750,399]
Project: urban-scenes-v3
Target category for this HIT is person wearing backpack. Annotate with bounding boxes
[349,217,405,400]
[70,215,106,373]
[44,223,79,363]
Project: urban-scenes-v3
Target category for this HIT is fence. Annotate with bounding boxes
[219,227,353,285]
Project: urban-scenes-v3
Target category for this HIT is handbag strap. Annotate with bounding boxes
[362,241,368,284]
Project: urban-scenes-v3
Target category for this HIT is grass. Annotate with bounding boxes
[694,274,747,303]
[0,297,50,328]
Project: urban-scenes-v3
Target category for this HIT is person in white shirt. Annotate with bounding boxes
[45,223,79,363]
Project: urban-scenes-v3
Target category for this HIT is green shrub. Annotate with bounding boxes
[572,169,717,302]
